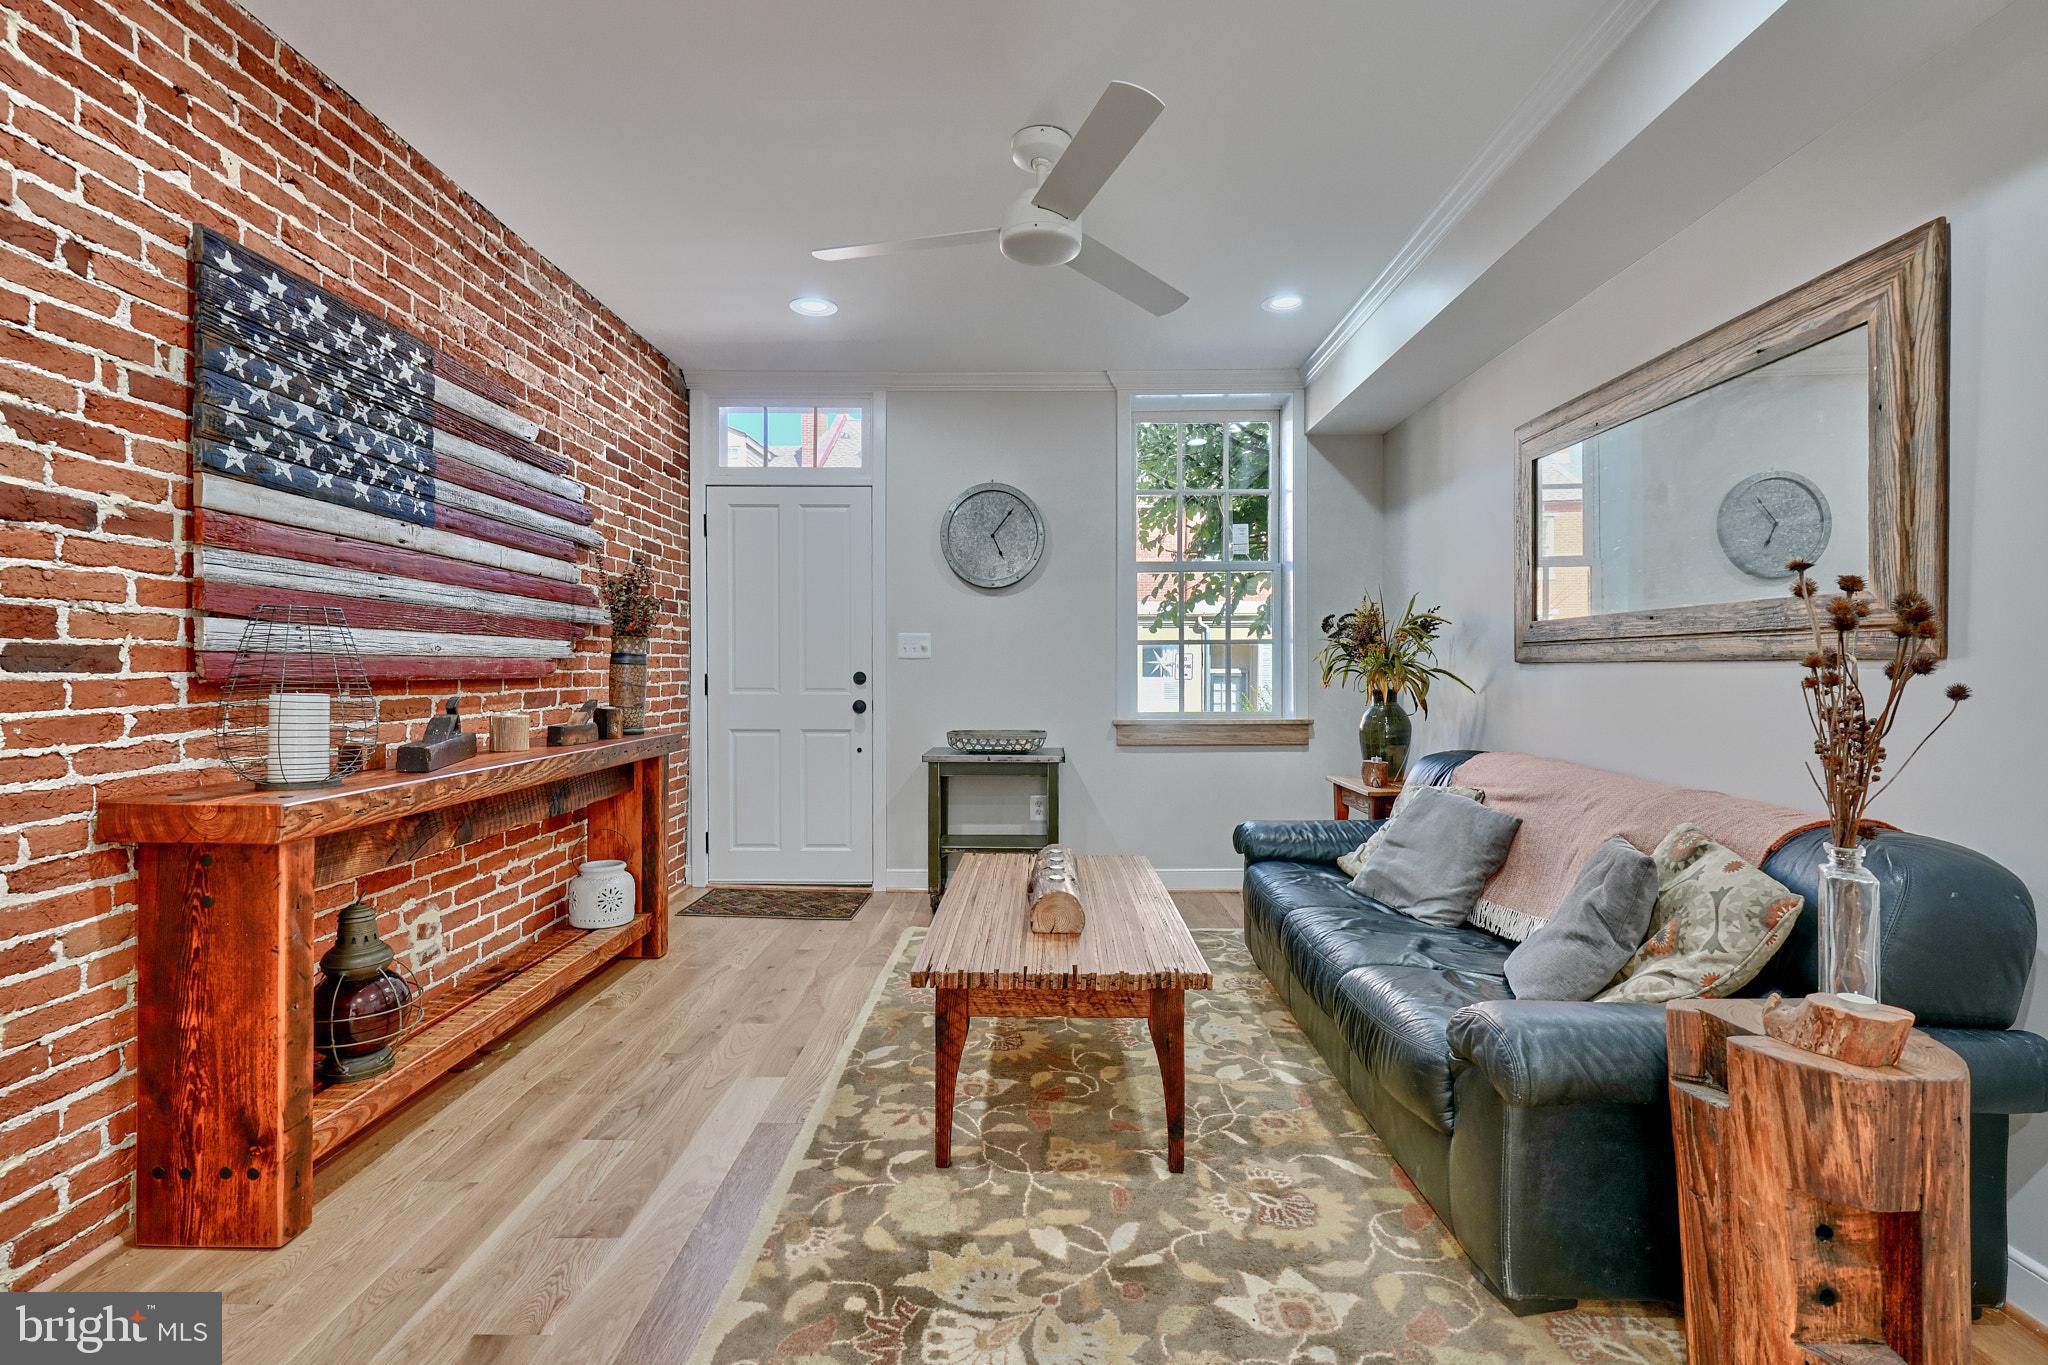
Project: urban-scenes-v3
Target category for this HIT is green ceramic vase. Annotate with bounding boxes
[1358,695,1413,781]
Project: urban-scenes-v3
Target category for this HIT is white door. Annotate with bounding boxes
[706,485,874,883]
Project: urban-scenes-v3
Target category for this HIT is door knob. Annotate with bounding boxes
[853,671,867,686]
[852,700,868,714]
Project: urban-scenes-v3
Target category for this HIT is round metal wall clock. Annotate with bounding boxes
[941,482,1045,589]
[1715,470,1833,579]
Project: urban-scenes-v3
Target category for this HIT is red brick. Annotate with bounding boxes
[67,676,175,709]
[1,564,127,602]
[81,390,184,442]
[5,712,123,748]
[59,536,173,574]
[0,604,62,640]
[0,480,97,527]
[69,739,177,776]
[13,180,144,259]
[50,453,167,503]
[0,324,99,382]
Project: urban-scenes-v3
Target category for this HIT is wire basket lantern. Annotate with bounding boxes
[215,604,378,789]
[313,900,426,1084]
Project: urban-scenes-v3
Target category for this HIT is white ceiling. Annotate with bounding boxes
[243,0,1616,376]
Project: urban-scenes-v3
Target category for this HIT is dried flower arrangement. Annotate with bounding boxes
[1315,591,1471,712]
[600,553,667,639]
[1790,559,1970,846]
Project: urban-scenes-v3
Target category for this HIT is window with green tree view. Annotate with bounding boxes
[1132,414,1284,714]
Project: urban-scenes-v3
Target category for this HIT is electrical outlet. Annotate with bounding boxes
[897,632,932,659]
[1029,795,1048,822]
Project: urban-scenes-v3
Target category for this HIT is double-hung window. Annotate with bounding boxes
[1122,404,1292,719]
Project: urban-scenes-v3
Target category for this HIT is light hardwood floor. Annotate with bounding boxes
[64,889,2047,1364]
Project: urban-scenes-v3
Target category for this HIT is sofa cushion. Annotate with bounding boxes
[1337,782,1486,878]
[1354,786,1523,927]
[1504,836,1658,1001]
[1331,963,1511,1133]
[1597,823,1802,1003]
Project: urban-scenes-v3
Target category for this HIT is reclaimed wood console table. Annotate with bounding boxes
[96,730,682,1248]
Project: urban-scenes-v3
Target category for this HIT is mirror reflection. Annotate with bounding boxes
[1534,327,1871,621]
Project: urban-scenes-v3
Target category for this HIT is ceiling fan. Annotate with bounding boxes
[812,81,1187,316]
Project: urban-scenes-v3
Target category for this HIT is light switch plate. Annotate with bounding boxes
[897,632,932,659]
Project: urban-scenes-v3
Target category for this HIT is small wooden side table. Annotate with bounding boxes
[923,747,1064,907]
[1666,997,1970,1365]
[1328,772,1401,820]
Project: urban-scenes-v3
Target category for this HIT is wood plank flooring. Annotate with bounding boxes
[61,889,2047,1364]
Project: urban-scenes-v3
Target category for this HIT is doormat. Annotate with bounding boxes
[678,886,872,920]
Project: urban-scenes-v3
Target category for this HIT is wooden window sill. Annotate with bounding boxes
[1113,717,1313,748]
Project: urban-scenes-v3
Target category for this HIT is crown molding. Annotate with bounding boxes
[683,370,1114,393]
[1107,369,1304,395]
[1299,0,1661,385]
[683,368,1307,396]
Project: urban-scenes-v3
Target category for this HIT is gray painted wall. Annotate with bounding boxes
[1378,3,2048,1311]
[881,389,1386,886]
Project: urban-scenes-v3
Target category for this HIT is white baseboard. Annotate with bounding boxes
[2010,1243,2048,1319]
[886,867,1240,893]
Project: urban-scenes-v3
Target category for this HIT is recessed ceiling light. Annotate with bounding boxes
[1262,291,1304,314]
[789,296,838,317]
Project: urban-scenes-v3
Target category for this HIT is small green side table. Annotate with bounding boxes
[922,746,1065,908]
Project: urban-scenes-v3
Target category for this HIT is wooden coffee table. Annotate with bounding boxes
[910,853,1212,1171]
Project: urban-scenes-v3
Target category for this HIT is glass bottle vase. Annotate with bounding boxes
[1816,843,1882,1003]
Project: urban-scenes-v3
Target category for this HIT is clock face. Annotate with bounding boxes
[1715,471,1833,579]
[941,483,1045,589]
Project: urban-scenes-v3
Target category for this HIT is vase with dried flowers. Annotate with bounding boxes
[1789,560,1971,1002]
[600,554,667,736]
[1315,591,1472,782]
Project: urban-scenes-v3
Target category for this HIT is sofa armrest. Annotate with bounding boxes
[1232,819,1380,866]
[1922,1027,2048,1114]
[1449,1000,1671,1108]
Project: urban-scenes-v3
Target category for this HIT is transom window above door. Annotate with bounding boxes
[1131,415,1285,716]
[719,404,865,469]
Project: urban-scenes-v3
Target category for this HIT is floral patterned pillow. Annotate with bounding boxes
[1595,822,1803,1003]
[1336,783,1485,880]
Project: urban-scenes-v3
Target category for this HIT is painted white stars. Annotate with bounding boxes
[211,249,241,274]
[221,449,248,473]
[307,297,329,324]
[223,348,250,378]
[263,271,288,298]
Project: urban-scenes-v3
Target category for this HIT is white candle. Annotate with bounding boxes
[267,692,332,785]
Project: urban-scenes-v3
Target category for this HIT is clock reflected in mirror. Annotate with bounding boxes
[941,482,1046,589]
[1716,470,1833,579]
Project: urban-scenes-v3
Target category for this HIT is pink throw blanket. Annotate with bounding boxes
[1452,752,1829,941]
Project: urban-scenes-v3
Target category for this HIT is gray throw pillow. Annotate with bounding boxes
[1352,786,1522,928]
[1503,836,1657,1001]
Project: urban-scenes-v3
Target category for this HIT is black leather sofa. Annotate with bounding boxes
[1237,750,2048,1311]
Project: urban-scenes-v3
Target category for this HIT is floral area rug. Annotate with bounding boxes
[691,928,1684,1364]
[679,887,873,920]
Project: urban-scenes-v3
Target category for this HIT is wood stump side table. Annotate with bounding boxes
[1666,997,1970,1365]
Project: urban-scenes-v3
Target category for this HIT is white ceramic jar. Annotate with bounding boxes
[567,858,636,929]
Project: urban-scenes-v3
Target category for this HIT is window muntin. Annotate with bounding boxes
[719,404,865,469]
[1132,416,1281,715]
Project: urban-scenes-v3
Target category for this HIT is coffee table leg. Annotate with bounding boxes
[934,987,968,1167]
[1148,987,1185,1172]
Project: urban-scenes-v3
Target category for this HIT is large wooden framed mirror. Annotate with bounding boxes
[1514,220,1947,662]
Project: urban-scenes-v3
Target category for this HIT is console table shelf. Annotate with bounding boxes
[310,913,651,1163]
[97,730,681,1249]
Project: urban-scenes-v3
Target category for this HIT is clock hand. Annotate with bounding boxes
[1755,494,1779,528]
[991,508,1014,539]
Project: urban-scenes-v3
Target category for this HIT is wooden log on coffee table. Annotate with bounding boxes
[1666,996,1970,1365]
[912,853,1211,1171]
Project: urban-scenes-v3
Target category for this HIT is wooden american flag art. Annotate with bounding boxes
[189,226,605,681]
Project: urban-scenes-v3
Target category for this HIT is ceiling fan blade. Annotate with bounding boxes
[1068,236,1187,316]
[1033,81,1163,220]
[812,229,998,261]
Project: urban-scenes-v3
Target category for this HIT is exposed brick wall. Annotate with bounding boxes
[0,0,689,1287]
